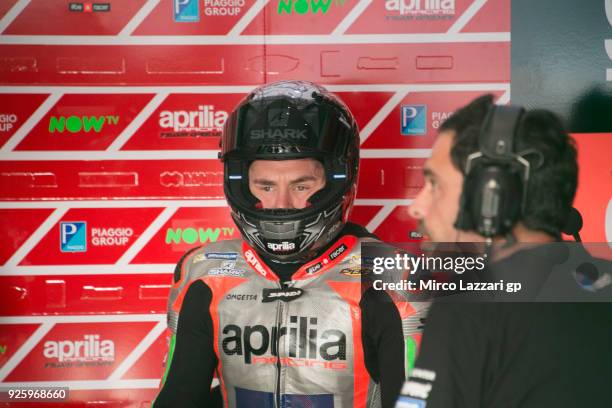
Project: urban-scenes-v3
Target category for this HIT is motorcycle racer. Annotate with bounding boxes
[153,81,411,408]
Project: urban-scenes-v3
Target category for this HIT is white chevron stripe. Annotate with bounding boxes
[0,322,53,381]
[366,204,403,232]
[360,90,410,145]
[496,88,511,104]
[115,206,178,266]
[447,0,488,34]
[1,199,410,209]
[0,83,510,94]
[0,150,221,161]
[0,93,62,152]
[0,200,228,209]
[0,148,434,160]
[0,32,510,45]
[227,0,271,37]
[331,0,372,36]
[0,379,161,390]
[361,149,431,158]
[0,314,165,324]
[0,264,174,276]
[107,92,168,151]
[4,208,67,267]
[118,0,160,37]
[107,319,167,380]
[0,0,30,34]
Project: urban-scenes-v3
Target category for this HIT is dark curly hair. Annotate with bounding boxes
[439,94,578,238]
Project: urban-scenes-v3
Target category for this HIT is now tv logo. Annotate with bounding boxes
[165,227,236,245]
[49,115,120,133]
[277,0,344,15]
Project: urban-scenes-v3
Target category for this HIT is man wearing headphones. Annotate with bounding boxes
[397,95,612,407]
[153,81,408,408]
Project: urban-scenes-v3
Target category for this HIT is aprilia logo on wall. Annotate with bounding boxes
[159,105,228,137]
[43,335,115,366]
[385,0,455,16]
[222,316,347,367]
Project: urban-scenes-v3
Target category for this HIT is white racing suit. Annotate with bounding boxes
[155,230,425,408]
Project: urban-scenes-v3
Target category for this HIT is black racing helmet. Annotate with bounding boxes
[220,80,360,262]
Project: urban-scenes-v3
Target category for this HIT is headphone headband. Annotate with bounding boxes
[455,104,530,238]
[479,105,525,160]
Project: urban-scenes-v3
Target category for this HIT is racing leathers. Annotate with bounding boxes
[154,223,409,408]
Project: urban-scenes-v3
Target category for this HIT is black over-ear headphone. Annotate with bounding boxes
[454,105,531,239]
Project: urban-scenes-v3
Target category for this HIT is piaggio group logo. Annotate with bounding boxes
[158,105,228,138]
[173,0,200,22]
[401,105,427,136]
[60,222,134,252]
[431,110,453,130]
[203,0,245,16]
[48,115,120,134]
[0,114,17,133]
[60,221,87,253]
[277,0,346,15]
[91,227,133,246]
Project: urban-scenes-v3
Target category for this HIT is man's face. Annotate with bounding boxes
[408,131,481,242]
[248,158,326,209]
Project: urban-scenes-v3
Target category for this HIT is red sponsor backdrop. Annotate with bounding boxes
[0,0,608,407]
